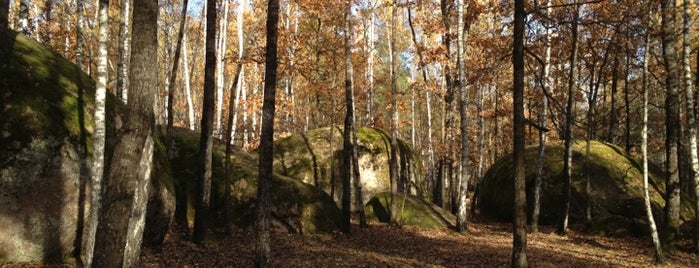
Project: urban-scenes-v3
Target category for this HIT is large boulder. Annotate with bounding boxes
[271,126,424,210]
[478,140,694,236]
[169,127,341,234]
[365,192,455,229]
[0,32,174,264]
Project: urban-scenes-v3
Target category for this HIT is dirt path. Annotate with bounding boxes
[140,221,699,267]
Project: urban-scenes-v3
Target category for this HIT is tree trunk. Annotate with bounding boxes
[512,0,528,266]
[75,0,85,70]
[388,0,400,227]
[341,0,353,234]
[661,0,681,249]
[256,0,280,265]
[558,0,579,236]
[18,0,30,36]
[192,0,217,245]
[224,63,243,232]
[166,0,189,158]
[532,0,552,233]
[84,0,108,265]
[680,0,699,253]
[407,1,434,205]
[624,52,631,152]
[584,60,598,231]
[641,14,664,262]
[366,9,375,126]
[92,0,158,265]
[116,0,132,103]
[352,124,367,228]
[182,32,196,130]
[455,0,469,233]
[0,0,8,33]
[215,0,229,138]
[607,54,619,143]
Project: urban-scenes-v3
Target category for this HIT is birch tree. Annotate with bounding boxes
[183,31,196,130]
[532,0,552,234]
[117,0,132,103]
[455,0,470,233]
[92,0,159,265]
[641,9,664,262]
[680,0,699,253]
[215,0,229,138]
[18,0,30,36]
[84,0,108,265]
[558,0,579,236]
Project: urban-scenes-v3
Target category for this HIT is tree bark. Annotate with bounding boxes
[641,11,665,262]
[455,0,470,233]
[388,0,400,227]
[192,0,217,245]
[680,0,699,253]
[512,0,528,266]
[215,0,229,138]
[92,0,158,265]
[607,54,619,143]
[532,0,553,233]
[116,0,132,103]
[75,0,85,70]
[18,0,30,36]
[341,0,353,234]
[84,0,108,265]
[366,9,375,126]
[661,0,681,249]
[558,0,579,236]
[183,32,196,130]
[256,0,280,265]
[407,1,435,207]
[166,0,189,158]
[0,0,8,33]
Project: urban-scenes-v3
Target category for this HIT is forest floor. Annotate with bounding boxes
[140,217,699,267]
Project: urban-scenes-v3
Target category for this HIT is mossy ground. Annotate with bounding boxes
[365,192,455,229]
[479,140,694,236]
[168,127,341,233]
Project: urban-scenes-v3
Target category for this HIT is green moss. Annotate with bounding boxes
[1,32,95,151]
[169,127,341,233]
[365,192,453,229]
[479,140,693,236]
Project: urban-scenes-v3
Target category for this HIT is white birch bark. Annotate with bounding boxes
[641,15,663,261]
[183,32,196,130]
[532,0,552,233]
[84,0,108,265]
[18,0,29,36]
[455,0,469,232]
[215,0,229,138]
[122,136,154,267]
[366,10,375,126]
[117,0,132,104]
[75,0,85,70]
[680,0,699,252]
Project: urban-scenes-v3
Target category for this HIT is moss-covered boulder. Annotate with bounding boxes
[169,127,341,234]
[271,126,424,210]
[479,140,693,236]
[365,192,455,229]
[0,32,174,264]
